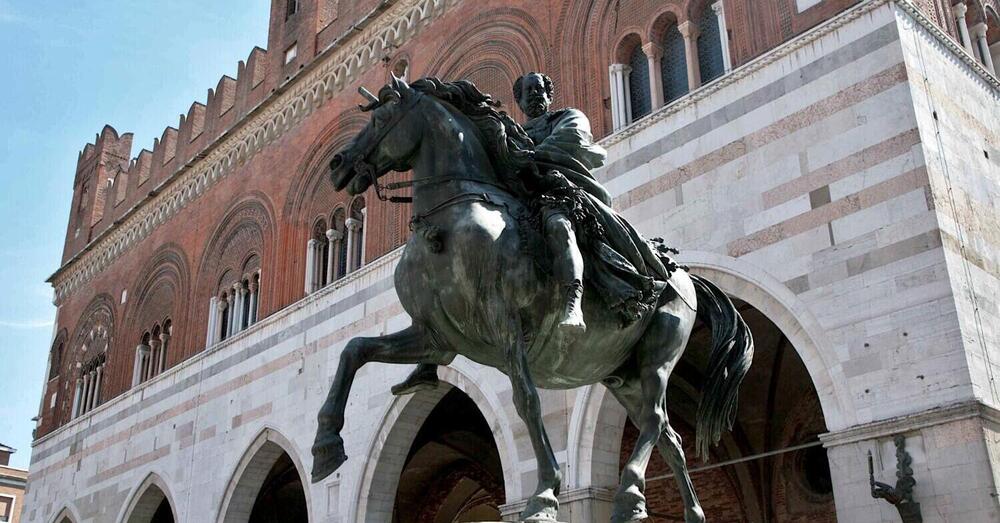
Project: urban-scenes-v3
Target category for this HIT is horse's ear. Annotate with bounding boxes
[390,73,411,97]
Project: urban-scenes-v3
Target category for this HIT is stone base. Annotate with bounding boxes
[499,487,614,522]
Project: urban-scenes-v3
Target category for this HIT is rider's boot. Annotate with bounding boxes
[391,363,440,396]
[558,279,586,334]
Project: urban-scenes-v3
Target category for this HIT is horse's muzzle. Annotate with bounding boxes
[329,153,353,191]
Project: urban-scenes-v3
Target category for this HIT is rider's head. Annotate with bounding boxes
[514,72,553,119]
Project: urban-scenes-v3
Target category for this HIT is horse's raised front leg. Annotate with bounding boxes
[311,324,453,483]
[506,323,562,521]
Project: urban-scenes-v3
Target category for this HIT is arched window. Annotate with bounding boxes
[661,21,689,102]
[49,342,64,380]
[628,45,652,121]
[697,3,727,84]
[305,219,330,293]
[348,197,367,273]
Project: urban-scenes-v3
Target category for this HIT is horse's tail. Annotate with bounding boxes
[691,274,754,461]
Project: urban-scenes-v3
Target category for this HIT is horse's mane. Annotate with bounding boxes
[410,77,535,184]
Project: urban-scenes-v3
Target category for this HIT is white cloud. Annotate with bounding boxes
[0,319,53,329]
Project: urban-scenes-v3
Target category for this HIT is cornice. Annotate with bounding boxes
[820,400,1000,447]
[48,0,460,304]
[599,0,998,148]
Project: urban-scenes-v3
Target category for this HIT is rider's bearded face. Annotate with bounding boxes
[518,74,551,119]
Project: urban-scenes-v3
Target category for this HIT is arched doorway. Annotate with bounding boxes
[620,299,834,522]
[392,388,505,522]
[247,451,308,522]
[219,429,310,523]
[121,475,176,523]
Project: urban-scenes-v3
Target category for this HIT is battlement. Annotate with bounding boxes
[63,42,277,262]
[58,1,397,262]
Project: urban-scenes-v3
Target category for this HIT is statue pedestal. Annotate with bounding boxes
[499,487,614,523]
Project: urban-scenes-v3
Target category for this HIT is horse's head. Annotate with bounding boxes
[329,75,425,195]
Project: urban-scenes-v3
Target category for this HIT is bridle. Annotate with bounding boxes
[347,88,509,211]
[350,90,425,204]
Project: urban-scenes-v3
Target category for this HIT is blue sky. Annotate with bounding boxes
[0,0,270,470]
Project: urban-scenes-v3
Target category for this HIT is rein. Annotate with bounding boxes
[354,91,512,219]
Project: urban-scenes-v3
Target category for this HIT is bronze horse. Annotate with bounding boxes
[311,75,753,523]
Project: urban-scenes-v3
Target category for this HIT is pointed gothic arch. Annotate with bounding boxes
[117,472,178,523]
[352,365,520,523]
[216,427,313,523]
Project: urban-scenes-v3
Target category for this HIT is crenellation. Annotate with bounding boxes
[215,75,237,117]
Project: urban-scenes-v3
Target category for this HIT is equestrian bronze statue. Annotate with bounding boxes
[310,72,754,523]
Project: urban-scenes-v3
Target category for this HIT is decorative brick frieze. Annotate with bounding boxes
[48,0,460,305]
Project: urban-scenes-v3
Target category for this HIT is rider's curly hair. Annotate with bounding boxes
[512,72,554,102]
[410,77,536,186]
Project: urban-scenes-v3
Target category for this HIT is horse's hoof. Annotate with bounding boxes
[520,489,559,522]
[685,506,706,523]
[390,375,439,396]
[311,435,347,483]
[611,489,647,523]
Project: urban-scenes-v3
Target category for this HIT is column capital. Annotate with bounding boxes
[159,332,170,343]
[345,217,362,232]
[971,21,988,38]
[609,62,632,74]
[137,343,150,353]
[326,228,343,241]
[952,2,968,18]
[642,42,664,60]
[249,279,259,292]
[711,0,725,16]
[678,20,700,39]
[307,238,319,247]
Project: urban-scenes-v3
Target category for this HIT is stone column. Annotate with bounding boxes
[147,340,160,379]
[71,378,83,418]
[972,23,996,75]
[326,228,341,285]
[712,1,733,72]
[345,218,362,273]
[206,296,218,347]
[92,366,103,409]
[226,292,236,339]
[86,370,98,412]
[248,277,259,325]
[953,3,976,57]
[80,372,91,415]
[359,208,368,267]
[132,344,147,386]
[233,283,245,334]
[679,21,702,92]
[305,238,317,293]
[608,63,631,130]
[643,42,665,110]
[158,333,169,374]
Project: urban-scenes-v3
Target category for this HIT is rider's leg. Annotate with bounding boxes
[545,212,585,333]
